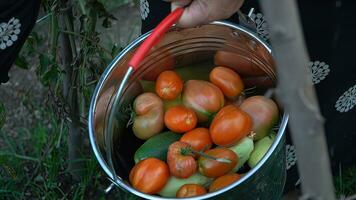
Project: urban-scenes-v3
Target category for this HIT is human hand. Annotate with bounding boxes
[164,0,244,28]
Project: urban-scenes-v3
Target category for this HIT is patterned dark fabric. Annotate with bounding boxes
[139,0,356,193]
[0,0,41,84]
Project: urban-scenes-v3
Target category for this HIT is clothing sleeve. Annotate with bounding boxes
[139,0,171,34]
[0,0,41,84]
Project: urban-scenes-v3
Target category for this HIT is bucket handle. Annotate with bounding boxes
[104,7,184,189]
[128,6,256,72]
[128,7,184,71]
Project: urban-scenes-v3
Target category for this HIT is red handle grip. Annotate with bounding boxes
[128,7,184,71]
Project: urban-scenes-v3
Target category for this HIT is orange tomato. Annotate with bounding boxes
[210,105,252,146]
[156,70,183,100]
[180,128,212,152]
[164,105,198,133]
[129,158,169,194]
[182,80,224,122]
[209,66,244,100]
[167,141,197,178]
[209,173,241,192]
[198,148,238,178]
[176,184,207,198]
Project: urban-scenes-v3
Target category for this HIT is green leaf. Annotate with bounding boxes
[102,17,111,28]
[34,175,44,183]
[0,102,5,129]
[37,54,60,86]
[22,32,41,54]
[42,64,60,86]
[32,123,47,156]
[110,44,122,57]
[39,54,51,73]
[88,0,117,28]
[15,56,29,69]
[335,166,356,197]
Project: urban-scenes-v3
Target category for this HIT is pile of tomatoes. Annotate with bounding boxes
[128,66,279,198]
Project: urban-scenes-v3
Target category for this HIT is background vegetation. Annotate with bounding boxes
[0,0,140,199]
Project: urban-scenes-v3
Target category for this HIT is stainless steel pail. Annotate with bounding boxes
[89,21,289,200]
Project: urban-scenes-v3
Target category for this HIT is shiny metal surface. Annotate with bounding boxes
[105,66,134,184]
[88,21,288,200]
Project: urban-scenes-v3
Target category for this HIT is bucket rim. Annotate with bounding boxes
[88,20,288,199]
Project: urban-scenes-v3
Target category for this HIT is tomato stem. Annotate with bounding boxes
[126,104,135,128]
[200,144,210,152]
[247,131,256,139]
[181,147,192,156]
[189,149,232,164]
[242,85,257,95]
[180,146,232,164]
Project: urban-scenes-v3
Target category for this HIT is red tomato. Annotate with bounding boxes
[176,184,207,198]
[209,173,241,192]
[167,141,197,178]
[240,96,279,140]
[210,105,252,146]
[133,93,164,140]
[182,80,224,122]
[198,148,238,178]
[156,70,183,100]
[209,66,244,100]
[129,158,169,194]
[164,105,198,133]
[180,128,212,152]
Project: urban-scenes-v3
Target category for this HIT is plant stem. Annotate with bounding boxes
[78,0,87,15]
[36,13,53,24]
[0,152,40,162]
[60,30,112,56]
[58,0,83,181]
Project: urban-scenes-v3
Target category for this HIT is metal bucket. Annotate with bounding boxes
[88,21,289,200]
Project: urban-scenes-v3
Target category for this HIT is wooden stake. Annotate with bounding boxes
[259,0,335,199]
